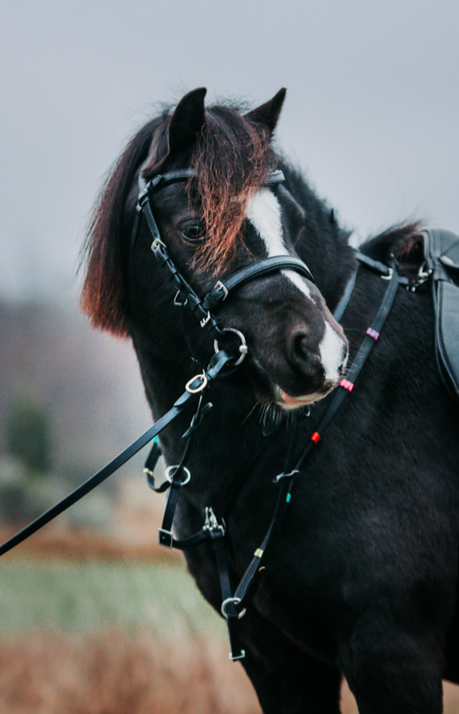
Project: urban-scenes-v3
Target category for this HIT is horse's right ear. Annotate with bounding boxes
[143,88,207,176]
[168,87,207,154]
[246,88,286,135]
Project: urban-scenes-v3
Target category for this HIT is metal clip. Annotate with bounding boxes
[221,596,246,620]
[203,507,225,535]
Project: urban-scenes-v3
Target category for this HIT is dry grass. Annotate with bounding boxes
[0,630,261,714]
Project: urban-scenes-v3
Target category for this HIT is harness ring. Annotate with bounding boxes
[165,465,191,486]
[214,328,248,366]
[221,597,247,620]
[185,372,208,394]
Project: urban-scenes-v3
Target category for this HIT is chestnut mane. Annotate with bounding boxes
[80,103,275,337]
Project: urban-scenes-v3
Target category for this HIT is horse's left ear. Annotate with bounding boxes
[246,88,287,134]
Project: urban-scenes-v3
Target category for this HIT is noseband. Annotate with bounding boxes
[130,167,315,360]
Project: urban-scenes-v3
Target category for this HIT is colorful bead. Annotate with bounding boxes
[366,327,380,340]
[340,378,354,392]
[286,493,292,503]
[311,432,321,443]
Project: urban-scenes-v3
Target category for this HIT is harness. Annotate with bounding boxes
[0,167,435,661]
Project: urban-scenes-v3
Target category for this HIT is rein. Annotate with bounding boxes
[0,166,420,661]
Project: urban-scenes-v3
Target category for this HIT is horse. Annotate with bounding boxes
[80,87,459,714]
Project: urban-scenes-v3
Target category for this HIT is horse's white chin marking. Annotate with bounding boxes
[245,188,312,300]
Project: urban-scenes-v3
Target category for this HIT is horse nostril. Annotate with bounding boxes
[290,330,317,376]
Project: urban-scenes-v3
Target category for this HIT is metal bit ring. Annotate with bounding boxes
[214,328,248,366]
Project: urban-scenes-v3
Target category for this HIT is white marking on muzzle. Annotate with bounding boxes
[245,188,312,300]
[320,320,347,381]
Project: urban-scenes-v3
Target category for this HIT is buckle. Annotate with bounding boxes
[151,237,166,253]
[203,506,225,535]
[221,597,246,620]
[158,528,173,548]
[229,649,246,661]
[213,280,229,302]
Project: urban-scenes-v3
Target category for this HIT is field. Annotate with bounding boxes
[0,542,458,712]
[0,554,260,714]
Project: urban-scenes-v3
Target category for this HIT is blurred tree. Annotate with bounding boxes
[6,397,52,474]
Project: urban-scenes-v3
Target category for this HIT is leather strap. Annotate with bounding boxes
[0,349,235,558]
[202,255,315,311]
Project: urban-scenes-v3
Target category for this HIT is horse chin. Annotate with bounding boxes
[274,382,338,411]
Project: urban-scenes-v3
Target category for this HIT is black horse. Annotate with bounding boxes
[81,88,459,714]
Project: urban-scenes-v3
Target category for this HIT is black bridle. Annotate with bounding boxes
[0,162,417,662]
[129,167,315,356]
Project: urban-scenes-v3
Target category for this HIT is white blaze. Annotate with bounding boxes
[245,187,347,391]
[319,320,346,381]
[245,188,312,300]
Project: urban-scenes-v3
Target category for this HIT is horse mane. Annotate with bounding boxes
[360,222,424,268]
[80,103,276,336]
[80,115,169,337]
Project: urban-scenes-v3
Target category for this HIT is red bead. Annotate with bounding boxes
[311,432,321,443]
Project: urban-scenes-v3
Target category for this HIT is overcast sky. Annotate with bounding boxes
[1,0,458,301]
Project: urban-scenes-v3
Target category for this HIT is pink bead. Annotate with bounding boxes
[366,327,380,340]
[340,378,354,392]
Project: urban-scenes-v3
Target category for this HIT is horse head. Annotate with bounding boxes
[81,88,348,412]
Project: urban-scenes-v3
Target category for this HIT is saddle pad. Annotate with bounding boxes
[423,228,459,403]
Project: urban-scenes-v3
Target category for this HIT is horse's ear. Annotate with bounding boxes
[142,88,207,176]
[168,87,207,154]
[246,88,286,134]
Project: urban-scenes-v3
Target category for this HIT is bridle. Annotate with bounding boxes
[0,161,414,663]
[129,166,315,363]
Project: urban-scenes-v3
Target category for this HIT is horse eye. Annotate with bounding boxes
[180,222,207,243]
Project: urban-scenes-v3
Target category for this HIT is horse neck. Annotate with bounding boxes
[281,162,356,311]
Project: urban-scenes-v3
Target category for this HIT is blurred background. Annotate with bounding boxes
[0,0,458,711]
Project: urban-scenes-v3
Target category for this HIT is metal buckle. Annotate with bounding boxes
[214,328,248,366]
[173,291,188,307]
[221,597,246,620]
[213,280,229,301]
[381,267,394,280]
[229,650,246,661]
[151,237,166,252]
[185,372,208,394]
[203,507,225,535]
[165,465,191,486]
[158,528,173,548]
[200,311,212,328]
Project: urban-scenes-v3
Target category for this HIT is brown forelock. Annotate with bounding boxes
[190,106,276,274]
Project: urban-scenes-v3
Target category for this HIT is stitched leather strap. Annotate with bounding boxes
[202,255,315,311]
